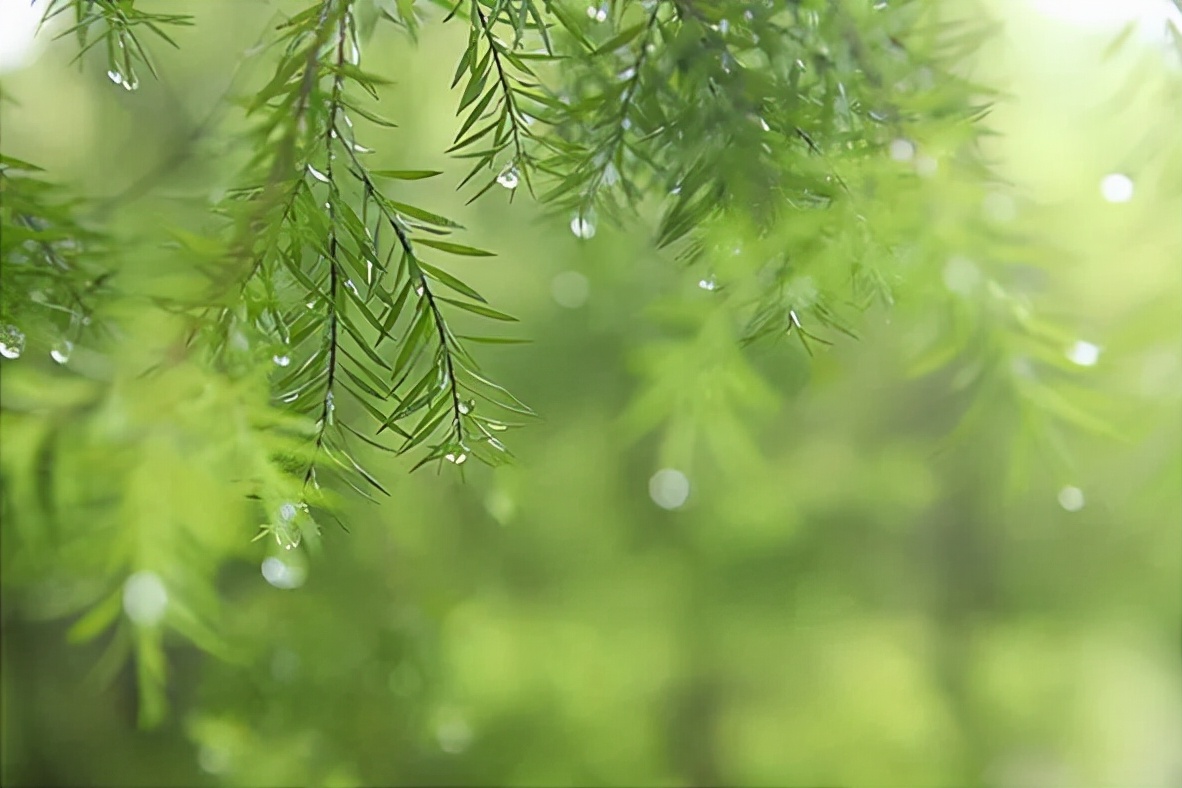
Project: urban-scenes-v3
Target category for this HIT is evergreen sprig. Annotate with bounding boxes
[42,0,193,90]
[166,0,531,544]
[0,0,1158,730]
[0,154,109,364]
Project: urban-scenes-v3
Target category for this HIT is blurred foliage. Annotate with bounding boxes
[0,0,1180,786]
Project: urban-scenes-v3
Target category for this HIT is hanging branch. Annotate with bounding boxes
[302,8,352,497]
[42,0,193,90]
[444,0,556,202]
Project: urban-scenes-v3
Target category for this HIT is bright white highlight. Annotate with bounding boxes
[123,571,169,625]
[1100,173,1134,203]
[1067,340,1101,367]
[570,215,596,239]
[1028,0,1182,33]
[1058,486,1085,512]
[888,138,915,162]
[261,557,306,589]
[0,0,45,74]
[649,468,690,510]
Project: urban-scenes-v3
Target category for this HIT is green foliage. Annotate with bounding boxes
[1,0,1179,783]
[43,0,194,89]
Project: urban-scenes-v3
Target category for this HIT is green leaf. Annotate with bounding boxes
[418,261,487,302]
[387,200,464,229]
[342,100,400,128]
[413,238,495,257]
[437,297,518,322]
[67,589,123,644]
[456,335,531,344]
[594,22,646,55]
[371,170,443,180]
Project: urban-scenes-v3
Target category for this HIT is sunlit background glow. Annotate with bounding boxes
[0,0,46,75]
[1028,0,1182,38]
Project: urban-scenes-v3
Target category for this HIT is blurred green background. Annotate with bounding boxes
[1,1,1179,786]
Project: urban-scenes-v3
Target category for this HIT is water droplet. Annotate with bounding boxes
[445,451,468,465]
[889,138,915,162]
[306,164,330,183]
[458,399,475,415]
[279,502,298,522]
[1058,485,1085,512]
[273,354,291,367]
[587,3,608,22]
[345,279,360,296]
[943,255,981,295]
[352,143,373,153]
[415,284,425,296]
[698,277,717,291]
[106,66,137,90]
[435,713,473,754]
[122,571,168,626]
[718,19,730,35]
[982,192,1017,223]
[197,744,231,775]
[496,166,519,190]
[261,556,307,588]
[325,390,335,425]
[0,325,26,359]
[551,271,590,308]
[602,162,619,187]
[569,213,596,239]
[649,468,690,510]
[618,66,636,81]
[1066,340,1101,367]
[915,155,939,178]
[1100,173,1134,203]
[348,42,361,65]
[50,339,73,365]
[274,518,302,550]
